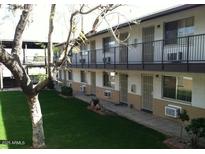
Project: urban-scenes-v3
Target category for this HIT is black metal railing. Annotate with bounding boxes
[70,33,205,71]
[23,56,45,65]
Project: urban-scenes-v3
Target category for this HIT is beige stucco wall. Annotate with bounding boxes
[128,93,141,110]
[96,86,120,104]
[153,98,205,120]
[152,72,205,109]
[67,68,205,120]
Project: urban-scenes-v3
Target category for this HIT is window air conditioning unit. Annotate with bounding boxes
[103,57,111,64]
[167,52,183,62]
[79,59,86,64]
[80,85,86,92]
[67,82,72,87]
[165,105,182,118]
[104,90,112,98]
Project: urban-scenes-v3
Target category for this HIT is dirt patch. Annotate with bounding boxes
[58,94,73,99]
[87,106,116,116]
[163,137,190,149]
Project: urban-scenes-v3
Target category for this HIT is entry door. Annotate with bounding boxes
[90,40,96,64]
[119,74,128,103]
[142,75,153,112]
[119,33,128,64]
[142,27,154,62]
[90,72,96,95]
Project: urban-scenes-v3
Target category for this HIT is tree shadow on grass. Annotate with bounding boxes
[0,90,168,149]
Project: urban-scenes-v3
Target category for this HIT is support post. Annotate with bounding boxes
[114,47,116,70]
[44,48,47,74]
[0,66,3,90]
[187,36,190,71]
[161,40,164,70]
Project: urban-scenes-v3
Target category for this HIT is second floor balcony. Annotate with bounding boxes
[70,34,205,73]
[23,55,46,66]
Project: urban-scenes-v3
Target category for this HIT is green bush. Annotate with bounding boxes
[61,86,73,96]
[179,109,189,140]
[185,117,205,148]
[47,80,54,89]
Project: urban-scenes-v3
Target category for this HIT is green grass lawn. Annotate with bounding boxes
[0,90,168,149]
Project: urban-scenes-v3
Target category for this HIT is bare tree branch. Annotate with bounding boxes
[12,4,33,56]
[47,4,56,79]
[56,4,122,68]
[79,5,101,14]
[0,47,34,95]
[33,4,56,93]
[103,15,130,45]
[34,78,50,94]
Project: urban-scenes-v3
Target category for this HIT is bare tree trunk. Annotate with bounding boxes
[27,94,45,148]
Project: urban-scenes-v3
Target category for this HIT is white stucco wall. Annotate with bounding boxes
[96,71,103,87]
[72,69,81,83]
[76,5,205,65]
[127,72,141,95]
[192,74,205,109]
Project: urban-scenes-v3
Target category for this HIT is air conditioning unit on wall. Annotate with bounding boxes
[79,59,86,64]
[67,82,72,87]
[165,105,182,118]
[103,57,111,64]
[80,85,86,93]
[167,52,183,62]
[104,90,112,98]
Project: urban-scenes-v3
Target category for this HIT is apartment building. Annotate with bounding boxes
[0,40,49,88]
[57,4,205,121]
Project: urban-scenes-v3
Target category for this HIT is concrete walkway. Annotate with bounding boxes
[1,87,22,91]
[75,94,189,139]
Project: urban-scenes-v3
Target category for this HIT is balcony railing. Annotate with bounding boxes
[70,33,205,72]
[23,56,46,65]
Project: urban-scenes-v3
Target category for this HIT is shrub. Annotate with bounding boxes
[185,118,205,148]
[178,109,189,140]
[91,98,99,106]
[61,86,73,96]
[47,80,54,89]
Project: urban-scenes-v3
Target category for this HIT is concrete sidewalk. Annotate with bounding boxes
[75,94,188,139]
[1,87,22,91]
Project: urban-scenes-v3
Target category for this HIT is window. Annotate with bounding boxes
[163,76,176,99]
[165,21,178,44]
[67,70,72,80]
[163,76,192,102]
[80,71,86,83]
[103,72,115,88]
[164,17,194,45]
[103,37,115,52]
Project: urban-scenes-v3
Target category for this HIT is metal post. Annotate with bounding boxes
[161,40,164,70]
[0,66,3,90]
[114,47,116,70]
[44,48,47,74]
[126,46,128,69]
[88,50,89,68]
[142,43,144,69]
[75,54,77,68]
[187,36,190,71]
[103,49,105,69]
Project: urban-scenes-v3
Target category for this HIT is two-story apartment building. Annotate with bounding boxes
[57,4,205,121]
[0,40,49,88]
